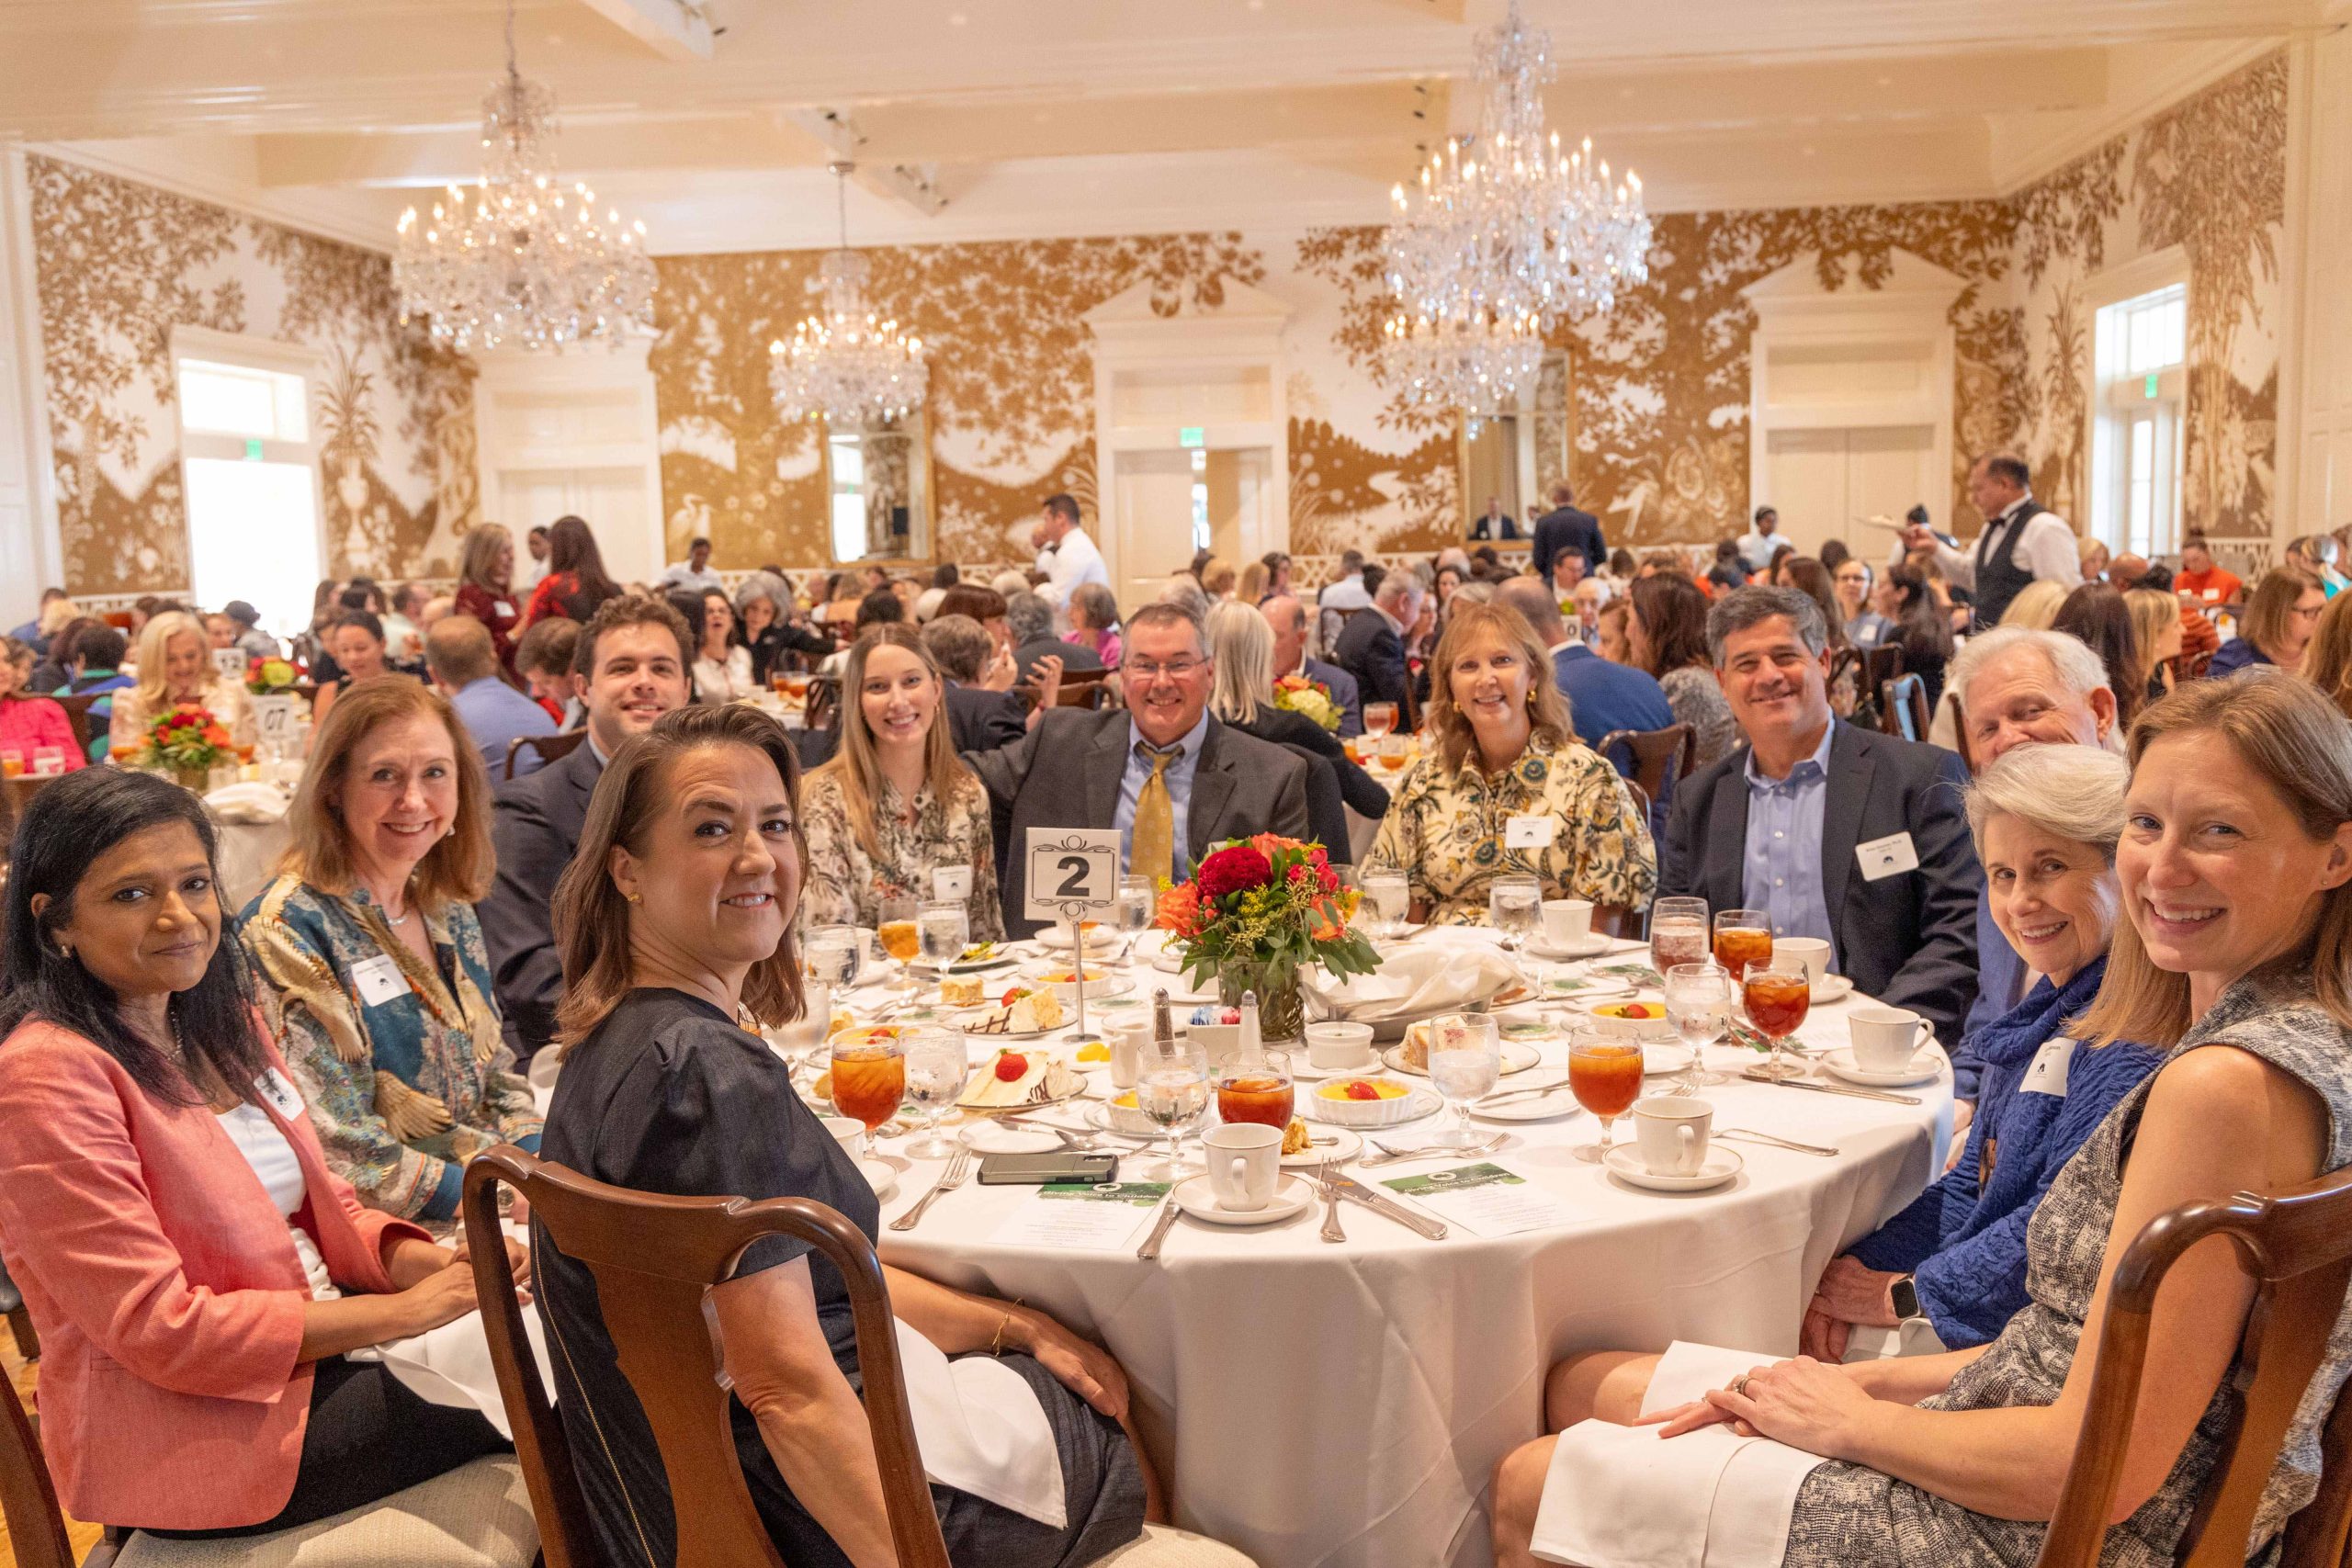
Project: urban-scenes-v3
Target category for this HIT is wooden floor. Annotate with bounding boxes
[3,1334,105,1568]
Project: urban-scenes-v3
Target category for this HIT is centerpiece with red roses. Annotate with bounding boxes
[1155,833,1380,1043]
[143,705,234,789]
[244,655,300,695]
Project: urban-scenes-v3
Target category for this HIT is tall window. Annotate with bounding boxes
[2089,282,2187,558]
[827,430,867,563]
[173,333,323,640]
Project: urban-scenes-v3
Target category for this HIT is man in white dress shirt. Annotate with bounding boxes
[1034,493,1108,615]
[657,536,726,596]
[1736,506,1793,574]
[1905,451,2080,627]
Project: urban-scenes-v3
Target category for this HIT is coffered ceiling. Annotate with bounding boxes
[0,0,2328,253]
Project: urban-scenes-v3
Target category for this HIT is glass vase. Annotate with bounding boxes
[1218,963,1306,1044]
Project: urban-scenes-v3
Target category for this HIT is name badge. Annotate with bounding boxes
[1856,831,1920,881]
[932,864,973,901]
[349,952,412,1007]
[494,600,514,617]
[1504,815,1554,851]
[254,1068,305,1120]
[2020,1037,2074,1098]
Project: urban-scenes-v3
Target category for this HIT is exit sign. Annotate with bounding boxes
[1179,426,1204,448]
[243,437,264,460]
[2144,373,2160,399]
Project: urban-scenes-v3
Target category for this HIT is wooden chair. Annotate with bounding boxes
[1879,673,1930,743]
[1591,904,1642,941]
[804,673,841,732]
[2036,1165,2352,1568]
[51,693,101,758]
[1594,723,1694,819]
[1050,667,1114,709]
[0,1375,77,1568]
[503,729,587,781]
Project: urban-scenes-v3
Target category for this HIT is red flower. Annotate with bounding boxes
[1197,844,1272,899]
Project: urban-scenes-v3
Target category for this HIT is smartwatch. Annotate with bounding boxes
[1890,1275,1921,1321]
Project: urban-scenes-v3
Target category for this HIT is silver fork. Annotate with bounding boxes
[1316,1168,1347,1243]
[888,1148,972,1231]
[1361,1131,1506,1168]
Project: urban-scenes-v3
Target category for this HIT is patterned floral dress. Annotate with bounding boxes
[797,764,1006,942]
[1363,730,1657,924]
[1781,967,2352,1567]
[241,875,541,1223]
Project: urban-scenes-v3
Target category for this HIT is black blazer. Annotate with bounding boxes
[1331,608,1408,709]
[1661,721,1982,1044]
[1532,505,1607,582]
[481,735,604,1065]
[943,681,1028,753]
[1229,705,1390,820]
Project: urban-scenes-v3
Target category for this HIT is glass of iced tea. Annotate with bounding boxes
[1742,956,1812,1081]
[877,896,921,992]
[1649,896,1709,975]
[1216,1049,1295,1129]
[1712,908,1775,982]
[1567,1032,1646,1164]
[830,1037,907,1157]
[1363,701,1396,739]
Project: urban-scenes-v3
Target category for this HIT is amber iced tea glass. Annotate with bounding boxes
[1568,1035,1645,1164]
[1712,908,1774,982]
[1742,956,1811,1081]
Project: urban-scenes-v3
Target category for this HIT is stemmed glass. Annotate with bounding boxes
[803,925,864,1062]
[1426,1013,1501,1147]
[877,896,921,993]
[1649,897,1710,975]
[1712,908,1774,985]
[918,901,968,984]
[1363,701,1397,740]
[1363,869,1411,940]
[900,1030,967,1160]
[1663,962,1735,1091]
[1136,1034,1210,1181]
[1489,874,1542,954]
[1114,874,1156,965]
[1567,1029,1645,1164]
[829,1033,907,1160]
[1742,955,1812,1082]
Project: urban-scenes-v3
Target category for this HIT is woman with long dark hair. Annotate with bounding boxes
[1628,574,1737,768]
[1883,561,1955,709]
[521,514,621,628]
[2052,581,2145,728]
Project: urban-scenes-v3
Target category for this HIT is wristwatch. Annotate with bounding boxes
[1890,1275,1921,1320]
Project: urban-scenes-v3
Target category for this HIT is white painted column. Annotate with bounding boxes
[0,147,63,626]
[2285,21,2352,538]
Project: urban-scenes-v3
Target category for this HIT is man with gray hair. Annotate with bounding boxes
[1664,587,1982,1045]
[1261,593,1362,737]
[1331,567,1422,714]
[1006,587,1097,685]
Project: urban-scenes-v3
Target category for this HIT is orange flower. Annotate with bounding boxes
[201,725,231,747]
[1154,880,1201,936]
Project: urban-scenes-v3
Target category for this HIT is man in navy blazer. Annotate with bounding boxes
[1498,579,1677,830]
[1262,594,1362,737]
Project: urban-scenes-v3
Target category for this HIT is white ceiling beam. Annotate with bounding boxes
[254,113,824,187]
[780,108,953,218]
[570,0,713,62]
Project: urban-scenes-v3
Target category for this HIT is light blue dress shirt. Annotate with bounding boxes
[1742,723,1838,971]
[1114,709,1210,876]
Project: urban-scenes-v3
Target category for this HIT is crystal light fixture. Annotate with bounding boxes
[1377,0,1652,414]
[392,0,656,354]
[768,164,929,426]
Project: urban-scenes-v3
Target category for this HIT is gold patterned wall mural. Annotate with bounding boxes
[26,155,476,596]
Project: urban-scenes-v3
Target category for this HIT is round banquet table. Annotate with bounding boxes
[855,928,1956,1568]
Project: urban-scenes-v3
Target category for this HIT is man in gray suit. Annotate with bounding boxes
[970,602,1312,937]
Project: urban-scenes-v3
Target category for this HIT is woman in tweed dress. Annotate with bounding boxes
[1495,676,2352,1568]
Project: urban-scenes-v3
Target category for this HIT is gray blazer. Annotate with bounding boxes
[968,707,1312,938]
[481,735,604,1066]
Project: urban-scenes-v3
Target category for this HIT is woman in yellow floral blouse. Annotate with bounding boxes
[799,625,1006,940]
[1367,600,1657,925]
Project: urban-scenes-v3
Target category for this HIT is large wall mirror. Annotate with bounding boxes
[823,412,933,563]
[1455,350,1571,544]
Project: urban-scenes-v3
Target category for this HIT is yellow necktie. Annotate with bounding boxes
[1131,742,1180,886]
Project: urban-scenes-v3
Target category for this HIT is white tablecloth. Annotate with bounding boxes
[863,930,1952,1568]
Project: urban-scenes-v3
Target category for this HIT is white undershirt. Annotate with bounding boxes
[216,1102,341,1301]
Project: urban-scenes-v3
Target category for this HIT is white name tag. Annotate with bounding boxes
[1505,815,1554,851]
[932,864,973,901]
[2020,1037,2074,1098]
[1856,831,1920,881]
[349,952,412,1007]
[254,1068,306,1121]
[494,600,514,617]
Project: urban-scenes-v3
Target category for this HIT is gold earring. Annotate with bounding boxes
[625,892,642,905]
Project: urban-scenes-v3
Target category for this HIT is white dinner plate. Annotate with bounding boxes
[1279,1125,1362,1167]
[1527,932,1615,961]
[1083,1099,1159,1138]
[1470,1085,1582,1122]
[859,1158,899,1200]
[1818,1045,1942,1087]
[1810,975,1857,1005]
[1602,1143,1744,1192]
[1170,1173,1317,1225]
[1381,1039,1544,1078]
[958,1121,1067,1154]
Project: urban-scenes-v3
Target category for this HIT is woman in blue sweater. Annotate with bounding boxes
[1801,742,2165,1358]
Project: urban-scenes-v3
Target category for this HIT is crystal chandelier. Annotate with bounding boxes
[392,0,657,354]
[1377,0,1652,413]
[768,164,929,426]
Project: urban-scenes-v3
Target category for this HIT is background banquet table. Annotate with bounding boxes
[855,928,1955,1568]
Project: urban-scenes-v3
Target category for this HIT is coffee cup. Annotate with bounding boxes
[1107,1019,1150,1089]
[1632,1097,1713,1176]
[1203,1122,1282,1212]
[1849,1006,1931,1071]
[1540,898,1594,947]
[820,1114,865,1150]
[1305,1020,1376,1072]
[1772,937,1832,987]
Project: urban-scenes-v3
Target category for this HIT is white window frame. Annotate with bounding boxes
[169,324,330,637]
[2084,249,2189,558]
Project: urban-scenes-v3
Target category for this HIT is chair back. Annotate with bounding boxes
[1050,668,1114,709]
[0,1368,77,1568]
[2034,1166,2352,1568]
[1274,742,1351,864]
[1879,673,1929,743]
[51,694,100,758]
[1860,643,1905,691]
[503,729,587,781]
[460,1148,950,1568]
[1594,724,1693,804]
[804,673,841,732]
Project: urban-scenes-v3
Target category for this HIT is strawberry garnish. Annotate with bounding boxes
[994,1052,1030,1082]
[1341,1079,1380,1101]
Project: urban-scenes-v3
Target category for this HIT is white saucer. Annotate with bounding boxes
[957,1122,1067,1154]
[1527,932,1614,961]
[1280,1126,1363,1167]
[1382,1039,1544,1078]
[859,1158,899,1200]
[1170,1173,1316,1225]
[1602,1143,1744,1191]
[1471,1085,1582,1122]
[1153,952,1186,974]
[1810,975,1857,1005]
[1820,1046,1942,1087]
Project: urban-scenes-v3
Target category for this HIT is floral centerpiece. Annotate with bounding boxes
[1155,833,1380,1042]
[1272,673,1342,732]
[144,705,233,786]
[245,655,300,694]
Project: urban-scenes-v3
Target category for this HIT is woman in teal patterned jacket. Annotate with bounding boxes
[241,676,539,1224]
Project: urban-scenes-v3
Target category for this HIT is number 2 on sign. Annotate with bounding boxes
[1023,828,1121,925]
[1056,857,1091,897]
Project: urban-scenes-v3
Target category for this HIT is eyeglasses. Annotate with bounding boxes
[1122,659,1205,681]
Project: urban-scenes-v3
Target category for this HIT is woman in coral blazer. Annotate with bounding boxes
[0,768,525,1537]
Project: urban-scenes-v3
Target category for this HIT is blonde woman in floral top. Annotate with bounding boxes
[1368,600,1656,924]
[241,678,537,1224]
[799,625,1006,940]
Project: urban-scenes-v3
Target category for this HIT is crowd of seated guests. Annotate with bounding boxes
[0,636,84,770]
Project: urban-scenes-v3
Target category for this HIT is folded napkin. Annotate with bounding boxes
[1300,946,1528,1023]
[354,1303,553,1442]
[203,781,290,824]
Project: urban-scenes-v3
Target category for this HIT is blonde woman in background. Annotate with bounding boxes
[2302,591,2352,722]
[1997,578,2068,632]
[1200,557,1239,604]
[1236,558,1271,606]
[108,609,254,758]
[2127,586,2187,705]
[2211,569,2327,678]
[2076,535,2111,584]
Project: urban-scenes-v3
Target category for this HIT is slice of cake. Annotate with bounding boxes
[940,974,985,1008]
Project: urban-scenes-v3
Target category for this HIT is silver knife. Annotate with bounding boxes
[1324,1173,1448,1239]
[1741,1070,1919,1106]
[1135,1201,1182,1260]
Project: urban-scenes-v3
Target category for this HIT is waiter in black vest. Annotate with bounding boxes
[1904,450,2081,628]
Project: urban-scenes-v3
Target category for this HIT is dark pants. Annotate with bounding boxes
[139,1356,510,1540]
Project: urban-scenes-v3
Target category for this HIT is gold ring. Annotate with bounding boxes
[1727,1373,1750,1396]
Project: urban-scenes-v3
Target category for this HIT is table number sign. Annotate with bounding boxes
[253,694,300,748]
[211,648,244,680]
[1026,827,1121,1045]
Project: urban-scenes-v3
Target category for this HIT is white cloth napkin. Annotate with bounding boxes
[203,781,290,823]
[1529,1341,1826,1568]
[354,1306,553,1443]
[891,1320,1068,1529]
[1300,945,1527,1023]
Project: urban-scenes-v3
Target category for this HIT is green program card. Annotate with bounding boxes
[1380,1162,1521,1197]
[1036,1181,1170,1205]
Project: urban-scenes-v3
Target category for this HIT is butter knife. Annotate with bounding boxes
[1740,1070,1919,1106]
[1324,1173,1448,1240]
[1135,1201,1182,1260]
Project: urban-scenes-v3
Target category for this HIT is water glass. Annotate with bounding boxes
[1363,869,1412,938]
[1568,1030,1645,1164]
[1363,701,1397,739]
[900,1030,967,1160]
[1742,955,1812,1082]
[1488,875,1543,953]
[1426,1012,1501,1146]
[829,1036,907,1159]
[1137,1036,1210,1180]
[877,896,921,992]
[918,901,968,973]
[1663,962,1734,1090]
[806,925,864,992]
[1649,897,1710,975]
[1115,874,1156,961]
[1712,908,1775,983]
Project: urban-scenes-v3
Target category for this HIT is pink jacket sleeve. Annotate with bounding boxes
[0,1034,307,1404]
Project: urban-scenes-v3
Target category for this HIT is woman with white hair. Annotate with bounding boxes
[1204,601,1390,820]
[108,608,255,758]
[734,569,834,685]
